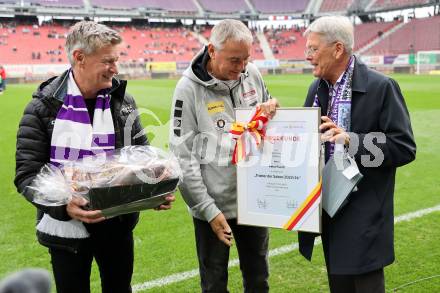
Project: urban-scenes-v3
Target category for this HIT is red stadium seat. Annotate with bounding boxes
[365,16,440,55]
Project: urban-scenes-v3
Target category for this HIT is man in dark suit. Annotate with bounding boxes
[299,16,416,293]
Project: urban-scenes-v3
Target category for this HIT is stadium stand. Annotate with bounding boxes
[250,0,309,14]
[0,24,69,64]
[200,26,212,40]
[319,0,353,13]
[251,20,404,59]
[117,26,202,62]
[354,20,401,51]
[264,27,306,60]
[4,18,430,65]
[0,22,203,64]
[251,31,265,60]
[198,0,250,14]
[1,1,439,67]
[364,15,440,55]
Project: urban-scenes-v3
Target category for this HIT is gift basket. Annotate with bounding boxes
[30,146,182,217]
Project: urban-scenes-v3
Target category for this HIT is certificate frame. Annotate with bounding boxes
[236,107,321,233]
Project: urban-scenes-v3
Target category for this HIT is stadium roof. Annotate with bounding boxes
[0,0,438,20]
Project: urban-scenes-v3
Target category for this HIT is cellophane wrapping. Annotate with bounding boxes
[30,145,182,207]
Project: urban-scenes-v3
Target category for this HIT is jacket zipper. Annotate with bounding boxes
[228,76,244,108]
[229,89,236,108]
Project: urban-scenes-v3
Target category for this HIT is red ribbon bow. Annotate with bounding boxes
[229,108,269,164]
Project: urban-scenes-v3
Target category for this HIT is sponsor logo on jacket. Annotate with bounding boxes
[207,101,225,114]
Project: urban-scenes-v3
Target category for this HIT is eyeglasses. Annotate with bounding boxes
[304,47,319,57]
[304,42,338,57]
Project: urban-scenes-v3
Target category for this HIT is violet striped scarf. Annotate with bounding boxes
[36,70,115,239]
[313,56,354,161]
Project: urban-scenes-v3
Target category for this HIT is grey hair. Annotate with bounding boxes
[210,19,253,50]
[304,16,354,55]
[65,21,122,65]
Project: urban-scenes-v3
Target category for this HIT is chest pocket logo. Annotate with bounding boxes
[242,89,258,106]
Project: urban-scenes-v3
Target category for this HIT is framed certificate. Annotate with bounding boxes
[236,108,321,233]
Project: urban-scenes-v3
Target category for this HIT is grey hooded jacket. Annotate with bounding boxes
[169,47,271,222]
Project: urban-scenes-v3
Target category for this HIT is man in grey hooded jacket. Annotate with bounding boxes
[169,19,278,292]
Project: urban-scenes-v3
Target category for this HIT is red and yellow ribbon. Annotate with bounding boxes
[230,108,269,164]
[283,179,322,231]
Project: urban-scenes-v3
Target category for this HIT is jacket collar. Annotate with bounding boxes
[33,69,126,102]
[314,55,367,112]
[316,55,367,93]
[191,46,212,82]
[351,55,367,93]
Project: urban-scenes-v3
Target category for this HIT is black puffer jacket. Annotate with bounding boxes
[14,70,148,252]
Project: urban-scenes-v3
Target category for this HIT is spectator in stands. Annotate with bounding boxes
[14,21,175,293]
[299,16,416,293]
[169,19,278,293]
[0,65,6,93]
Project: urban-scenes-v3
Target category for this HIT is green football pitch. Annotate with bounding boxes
[0,74,439,292]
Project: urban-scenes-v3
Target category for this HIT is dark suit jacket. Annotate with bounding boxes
[299,57,416,275]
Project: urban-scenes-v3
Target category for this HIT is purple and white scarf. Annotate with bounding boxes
[37,70,115,239]
[314,56,354,159]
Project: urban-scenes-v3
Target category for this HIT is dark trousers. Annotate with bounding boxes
[49,220,134,293]
[328,268,385,293]
[193,217,269,293]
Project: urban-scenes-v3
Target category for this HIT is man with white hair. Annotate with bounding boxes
[15,21,175,293]
[170,19,278,292]
[299,16,416,292]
